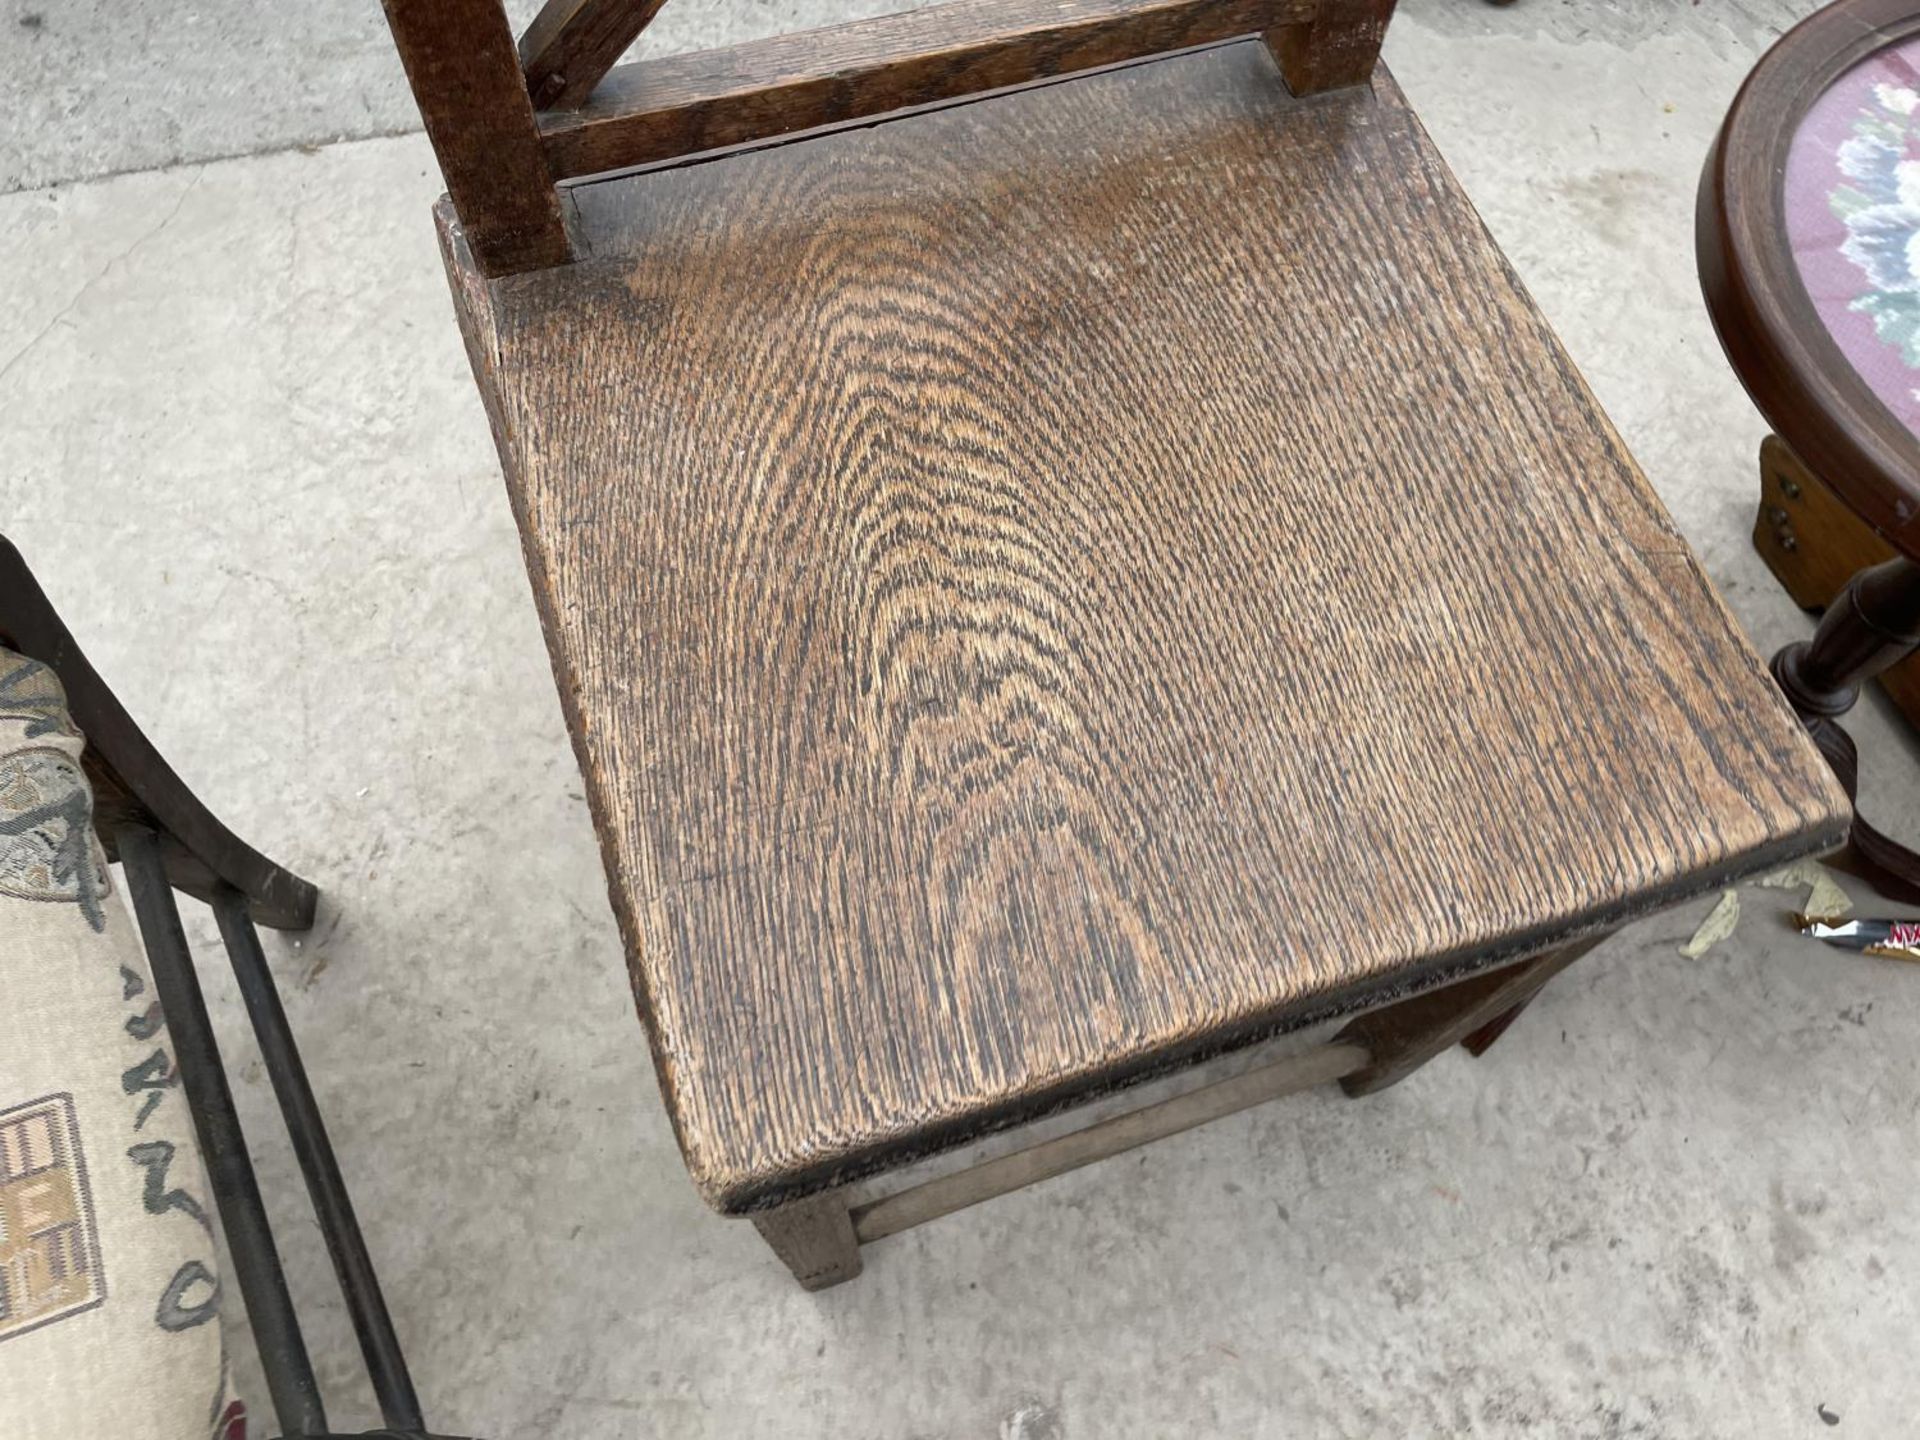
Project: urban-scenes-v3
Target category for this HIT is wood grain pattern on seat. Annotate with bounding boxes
[442,42,1850,1213]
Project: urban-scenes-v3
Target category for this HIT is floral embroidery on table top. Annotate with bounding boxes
[1830,75,1920,365]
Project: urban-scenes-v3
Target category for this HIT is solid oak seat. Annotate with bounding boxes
[443,42,1849,1217]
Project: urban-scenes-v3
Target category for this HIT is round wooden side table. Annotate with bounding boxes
[1700,0,1920,897]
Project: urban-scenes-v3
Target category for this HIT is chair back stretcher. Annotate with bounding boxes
[379,0,1397,275]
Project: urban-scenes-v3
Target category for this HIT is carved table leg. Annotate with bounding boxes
[1333,935,1606,1098]
[1771,555,1920,901]
[751,1191,863,1291]
[1773,556,1920,718]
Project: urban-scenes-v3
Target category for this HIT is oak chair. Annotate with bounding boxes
[381,0,1852,1288]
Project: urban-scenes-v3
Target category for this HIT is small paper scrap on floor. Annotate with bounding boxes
[1680,889,1739,958]
[1753,858,1854,921]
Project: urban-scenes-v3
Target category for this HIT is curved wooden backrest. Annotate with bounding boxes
[0,535,318,930]
[379,0,1396,276]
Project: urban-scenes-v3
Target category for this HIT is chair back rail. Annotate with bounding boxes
[382,0,1396,276]
[541,0,1315,181]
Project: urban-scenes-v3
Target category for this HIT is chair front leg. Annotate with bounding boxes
[751,1191,863,1291]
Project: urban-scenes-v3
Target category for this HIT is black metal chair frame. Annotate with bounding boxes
[0,535,465,1440]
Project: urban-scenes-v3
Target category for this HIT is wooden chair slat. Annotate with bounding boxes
[520,0,675,111]
[539,0,1317,179]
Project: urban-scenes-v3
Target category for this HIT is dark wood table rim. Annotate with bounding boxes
[1699,0,1920,558]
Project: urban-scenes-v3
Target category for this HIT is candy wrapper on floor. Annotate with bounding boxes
[1798,917,1920,959]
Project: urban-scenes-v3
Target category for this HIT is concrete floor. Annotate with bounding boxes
[5,0,1920,1435]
